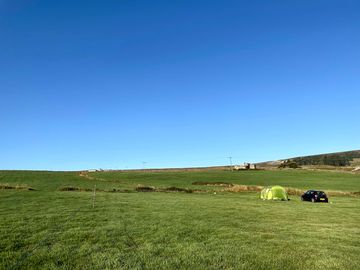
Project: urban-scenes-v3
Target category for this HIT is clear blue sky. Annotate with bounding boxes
[1,0,359,170]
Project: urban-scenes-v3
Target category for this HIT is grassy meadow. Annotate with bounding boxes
[0,169,360,269]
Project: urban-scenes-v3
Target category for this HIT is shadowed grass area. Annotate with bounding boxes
[1,169,360,192]
[90,169,360,192]
[0,170,359,269]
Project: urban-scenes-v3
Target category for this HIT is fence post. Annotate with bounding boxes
[92,184,96,208]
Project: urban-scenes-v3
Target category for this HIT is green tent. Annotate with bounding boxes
[261,186,289,201]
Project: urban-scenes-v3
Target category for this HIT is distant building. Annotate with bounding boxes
[234,163,257,170]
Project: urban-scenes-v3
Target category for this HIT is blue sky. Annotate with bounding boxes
[1,0,359,170]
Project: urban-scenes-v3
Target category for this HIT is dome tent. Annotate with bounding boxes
[261,186,289,201]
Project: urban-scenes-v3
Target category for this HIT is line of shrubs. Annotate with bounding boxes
[57,185,197,193]
[0,183,35,190]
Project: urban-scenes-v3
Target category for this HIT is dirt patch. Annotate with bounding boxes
[58,186,134,193]
[135,185,198,193]
[79,171,96,180]
[192,181,233,187]
[135,185,156,192]
[162,186,194,193]
[219,184,309,196]
[223,185,263,192]
[284,187,304,196]
[326,190,360,197]
[107,188,133,193]
[61,184,195,193]
[58,186,93,192]
[0,183,35,191]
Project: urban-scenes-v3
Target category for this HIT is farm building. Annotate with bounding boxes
[234,163,257,170]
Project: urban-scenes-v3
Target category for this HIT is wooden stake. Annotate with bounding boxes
[92,184,96,208]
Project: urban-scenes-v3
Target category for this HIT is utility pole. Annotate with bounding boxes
[142,161,147,170]
[227,156,233,171]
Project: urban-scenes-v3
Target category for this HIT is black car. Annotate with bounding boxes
[301,190,328,203]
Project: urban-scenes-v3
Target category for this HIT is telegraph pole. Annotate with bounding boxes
[227,156,233,171]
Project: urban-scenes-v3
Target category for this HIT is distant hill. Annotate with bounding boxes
[258,150,360,168]
[290,150,360,167]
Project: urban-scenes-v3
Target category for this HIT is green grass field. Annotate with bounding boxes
[1,170,359,269]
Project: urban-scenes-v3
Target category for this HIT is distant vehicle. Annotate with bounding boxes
[301,190,328,203]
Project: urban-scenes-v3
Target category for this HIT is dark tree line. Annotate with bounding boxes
[291,151,360,167]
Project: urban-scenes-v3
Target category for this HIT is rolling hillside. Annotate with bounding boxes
[258,150,360,168]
